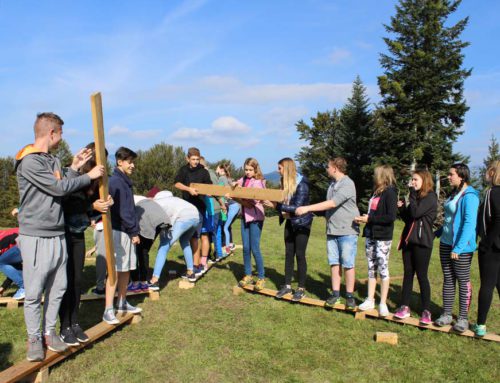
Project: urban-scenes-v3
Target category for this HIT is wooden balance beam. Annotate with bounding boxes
[236,285,500,343]
[0,289,159,309]
[189,183,284,202]
[0,312,140,383]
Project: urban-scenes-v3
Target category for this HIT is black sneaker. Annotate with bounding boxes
[60,327,79,346]
[291,288,306,302]
[324,294,342,308]
[92,287,105,296]
[276,286,293,299]
[181,272,197,282]
[71,324,89,343]
[147,280,160,291]
[345,296,357,310]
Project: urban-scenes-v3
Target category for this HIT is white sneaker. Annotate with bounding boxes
[379,303,390,317]
[358,298,375,311]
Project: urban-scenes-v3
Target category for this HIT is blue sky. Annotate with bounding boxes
[0,0,498,173]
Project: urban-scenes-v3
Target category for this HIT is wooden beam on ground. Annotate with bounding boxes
[375,331,398,345]
[238,285,500,343]
[190,183,284,202]
[0,312,137,383]
[90,92,116,286]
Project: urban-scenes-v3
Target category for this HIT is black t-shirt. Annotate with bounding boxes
[174,164,212,214]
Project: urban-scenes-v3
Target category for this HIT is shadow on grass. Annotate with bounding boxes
[0,343,13,370]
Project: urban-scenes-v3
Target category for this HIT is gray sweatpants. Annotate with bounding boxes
[93,229,107,290]
[18,234,68,338]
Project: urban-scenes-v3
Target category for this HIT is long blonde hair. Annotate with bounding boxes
[373,165,396,195]
[279,157,297,201]
[244,157,264,180]
[486,160,500,186]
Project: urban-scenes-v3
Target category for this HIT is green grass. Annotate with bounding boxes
[1,217,499,382]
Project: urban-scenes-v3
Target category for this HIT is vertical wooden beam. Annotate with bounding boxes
[90,92,116,286]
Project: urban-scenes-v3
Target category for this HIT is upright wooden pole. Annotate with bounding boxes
[90,92,116,285]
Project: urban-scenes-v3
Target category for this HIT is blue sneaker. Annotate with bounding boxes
[13,288,25,300]
[127,282,140,293]
[194,266,203,277]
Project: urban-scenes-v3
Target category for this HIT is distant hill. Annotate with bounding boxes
[264,171,280,184]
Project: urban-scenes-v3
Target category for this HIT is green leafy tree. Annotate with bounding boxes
[296,110,344,203]
[0,157,19,227]
[130,142,186,195]
[50,139,73,167]
[376,0,471,193]
[339,76,374,211]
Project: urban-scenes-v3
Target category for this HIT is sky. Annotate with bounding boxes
[0,0,498,173]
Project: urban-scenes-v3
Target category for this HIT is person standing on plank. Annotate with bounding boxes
[103,147,142,325]
[355,165,398,317]
[394,169,437,325]
[217,162,240,256]
[296,157,359,309]
[473,160,500,337]
[174,147,213,276]
[265,158,313,302]
[15,112,104,361]
[59,142,113,346]
[434,163,479,332]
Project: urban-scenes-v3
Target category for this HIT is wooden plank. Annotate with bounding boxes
[239,285,500,343]
[90,92,116,286]
[0,312,136,383]
[190,183,284,202]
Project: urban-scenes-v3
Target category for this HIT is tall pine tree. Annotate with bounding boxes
[296,110,344,203]
[377,0,471,191]
[480,134,500,189]
[339,76,374,211]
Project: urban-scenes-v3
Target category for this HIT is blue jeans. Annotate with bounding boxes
[152,218,199,278]
[0,246,23,288]
[212,213,224,258]
[224,203,240,246]
[241,220,265,279]
[327,235,358,268]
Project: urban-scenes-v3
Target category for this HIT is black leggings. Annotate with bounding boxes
[59,231,85,329]
[477,247,500,325]
[400,244,432,311]
[131,236,154,282]
[284,220,310,288]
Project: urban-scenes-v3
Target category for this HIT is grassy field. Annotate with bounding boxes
[1,217,499,382]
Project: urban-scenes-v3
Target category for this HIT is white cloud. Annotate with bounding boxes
[328,48,352,64]
[109,125,162,139]
[211,116,250,134]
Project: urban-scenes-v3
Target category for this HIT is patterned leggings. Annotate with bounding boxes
[365,239,392,280]
[439,242,472,319]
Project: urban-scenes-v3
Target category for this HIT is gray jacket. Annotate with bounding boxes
[15,147,91,237]
[135,198,171,240]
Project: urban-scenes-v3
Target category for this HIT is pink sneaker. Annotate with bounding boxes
[419,310,432,325]
[394,305,410,319]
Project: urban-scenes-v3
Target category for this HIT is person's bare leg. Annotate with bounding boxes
[345,267,355,294]
[105,277,117,309]
[380,277,390,305]
[331,265,341,291]
[367,278,377,301]
[117,271,129,304]
[191,237,200,266]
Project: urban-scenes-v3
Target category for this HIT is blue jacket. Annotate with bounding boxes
[276,175,313,229]
[109,168,140,237]
[441,185,480,254]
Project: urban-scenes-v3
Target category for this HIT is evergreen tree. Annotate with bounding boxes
[131,142,186,195]
[480,134,500,189]
[50,139,73,167]
[377,0,471,192]
[0,157,19,227]
[339,76,374,211]
[296,110,344,203]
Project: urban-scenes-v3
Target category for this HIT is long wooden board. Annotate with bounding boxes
[239,285,500,343]
[91,92,116,285]
[190,183,284,202]
[0,312,136,383]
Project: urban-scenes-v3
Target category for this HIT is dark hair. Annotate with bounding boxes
[218,161,232,179]
[187,147,200,158]
[115,146,137,162]
[412,169,434,199]
[81,142,108,197]
[450,162,470,198]
[328,157,347,173]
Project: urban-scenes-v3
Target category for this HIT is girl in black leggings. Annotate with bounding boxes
[264,158,313,301]
[473,160,500,337]
[395,170,437,325]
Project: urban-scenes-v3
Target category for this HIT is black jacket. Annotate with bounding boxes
[362,185,398,241]
[174,164,212,214]
[478,185,500,252]
[109,168,140,236]
[399,189,437,249]
[276,176,313,229]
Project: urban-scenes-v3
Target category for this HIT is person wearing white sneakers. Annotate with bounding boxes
[355,165,398,317]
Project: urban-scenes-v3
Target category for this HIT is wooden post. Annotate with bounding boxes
[232,286,244,295]
[6,300,19,310]
[375,331,398,345]
[90,92,116,286]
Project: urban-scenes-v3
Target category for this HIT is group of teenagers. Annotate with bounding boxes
[6,112,500,363]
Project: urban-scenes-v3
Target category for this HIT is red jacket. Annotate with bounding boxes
[0,228,19,255]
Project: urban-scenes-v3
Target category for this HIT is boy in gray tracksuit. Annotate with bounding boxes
[15,113,104,361]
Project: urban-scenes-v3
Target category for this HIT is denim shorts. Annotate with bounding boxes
[327,234,358,268]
